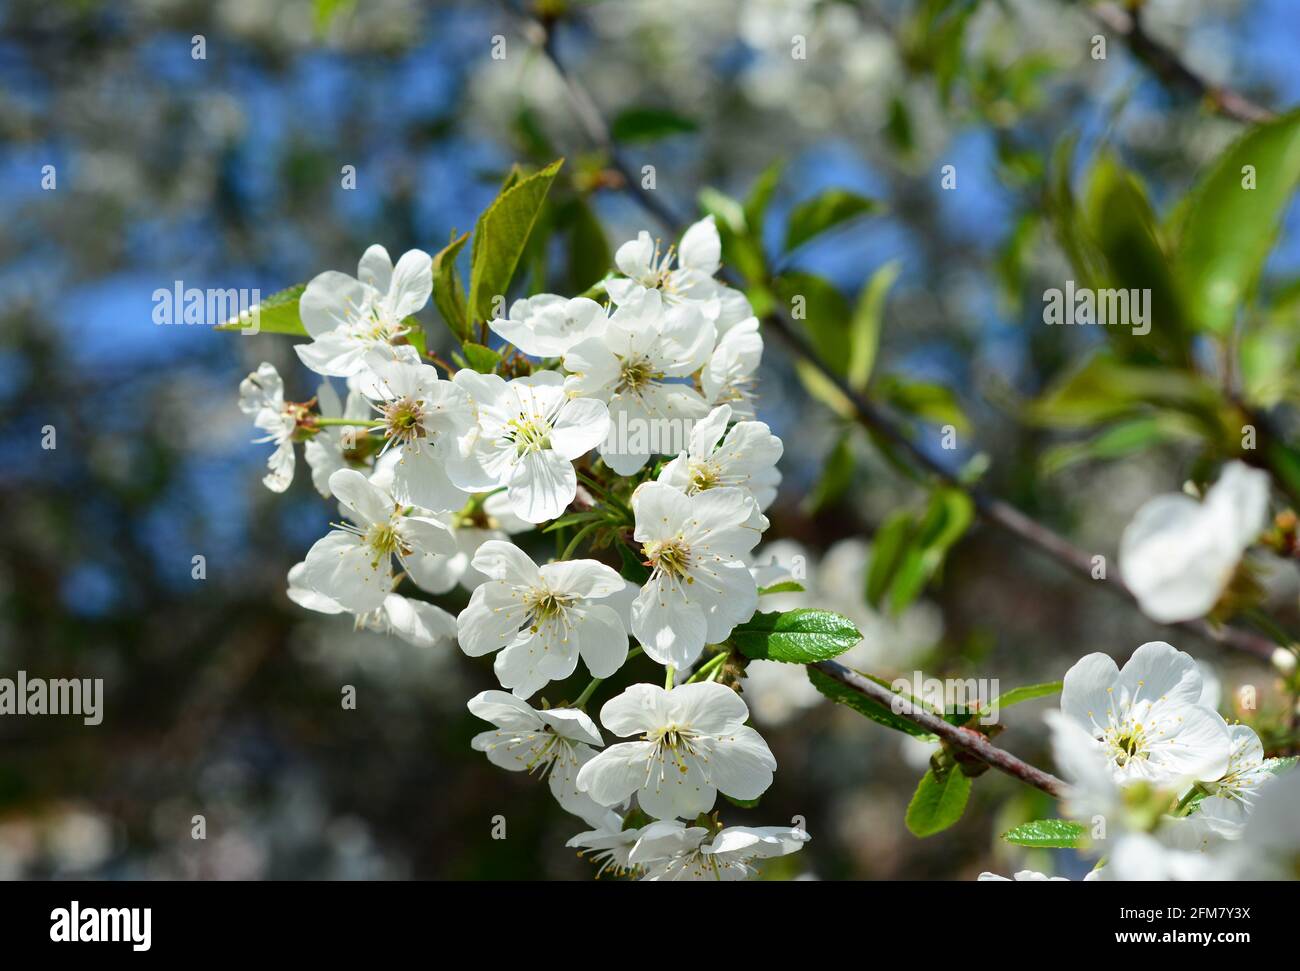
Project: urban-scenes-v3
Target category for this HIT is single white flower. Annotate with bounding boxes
[453,370,609,523]
[456,540,630,699]
[286,561,456,649]
[300,468,455,614]
[630,482,765,669]
[703,315,763,419]
[489,294,607,357]
[303,376,372,498]
[1119,461,1269,623]
[563,289,714,475]
[627,819,809,881]
[566,810,649,878]
[605,216,723,314]
[238,362,298,493]
[359,349,480,512]
[1059,642,1232,788]
[468,690,606,820]
[402,492,529,594]
[658,404,783,511]
[576,681,776,820]
[295,244,433,377]
[1195,723,1272,827]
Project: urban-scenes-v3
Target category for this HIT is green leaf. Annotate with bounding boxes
[1175,110,1300,335]
[1001,818,1087,849]
[610,106,697,143]
[865,510,915,609]
[743,160,784,236]
[565,198,611,293]
[774,272,852,375]
[214,284,307,335]
[906,768,972,837]
[1039,415,1199,477]
[433,231,471,340]
[806,666,932,737]
[991,681,1063,710]
[877,375,970,433]
[785,189,880,252]
[758,581,805,595]
[731,609,861,663]
[868,488,973,616]
[700,186,766,284]
[616,539,651,586]
[848,260,900,392]
[1030,352,1219,429]
[723,793,762,810]
[461,342,501,373]
[803,431,855,514]
[467,159,564,326]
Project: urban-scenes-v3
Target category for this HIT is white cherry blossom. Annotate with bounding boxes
[658,404,782,511]
[566,810,649,878]
[1195,723,1273,828]
[489,294,607,357]
[576,682,776,820]
[301,469,455,614]
[295,244,433,377]
[303,376,372,498]
[605,216,724,315]
[238,362,299,493]
[286,561,456,648]
[453,370,609,523]
[630,482,766,669]
[628,819,808,881]
[468,690,606,820]
[1119,461,1270,623]
[402,492,529,594]
[456,540,629,699]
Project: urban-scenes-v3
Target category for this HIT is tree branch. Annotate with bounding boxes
[520,10,1279,664]
[813,660,1066,797]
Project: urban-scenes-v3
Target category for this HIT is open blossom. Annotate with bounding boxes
[401,492,529,594]
[628,819,809,881]
[703,306,763,418]
[1221,769,1300,878]
[286,561,456,648]
[576,682,776,820]
[1195,723,1273,828]
[303,376,372,498]
[295,244,433,377]
[563,289,714,475]
[566,810,650,878]
[452,370,609,523]
[360,349,479,512]
[605,216,724,314]
[239,362,300,493]
[489,294,607,357]
[301,469,455,614]
[1119,461,1269,623]
[468,690,606,820]
[658,404,782,511]
[1058,642,1231,788]
[630,482,766,669]
[456,540,629,699]
[977,870,1070,882]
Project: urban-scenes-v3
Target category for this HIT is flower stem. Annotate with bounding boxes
[686,650,730,684]
[664,665,675,690]
[315,418,383,428]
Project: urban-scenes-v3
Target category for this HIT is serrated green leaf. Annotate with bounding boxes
[731,609,861,663]
[785,189,880,252]
[806,666,932,737]
[1175,109,1300,335]
[433,230,470,340]
[848,260,900,392]
[992,680,1063,710]
[467,159,563,326]
[461,342,501,373]
[906,768,972,837]
[1001,818,1087,848]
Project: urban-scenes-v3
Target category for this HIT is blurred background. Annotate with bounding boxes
[2,0,1298,880]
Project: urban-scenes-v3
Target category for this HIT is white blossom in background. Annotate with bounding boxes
[295,244,433,377]
[301,469,455,614]
[456,540,629,699]
[303,376,371,498]
[467,690,606,820]
[577,682,776,820]
[489,294,608,357]
[630,482,766,669]
[977,870,1069,881]
[563,289,714,475]
[628,819,809,881]
[1119,461,1270,623]
[1058,641,1231,788]
[287,561,457,649]
[605,216,723,315]
[239,362,298,493]
[658,404,783,511]
[1220,770,1300,878]
[452,370,609,523]
[1194,723,1273,829]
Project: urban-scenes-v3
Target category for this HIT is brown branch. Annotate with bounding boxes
[1088,1,1274,124]
[813,660,1066,797]
[520,10,1279,663]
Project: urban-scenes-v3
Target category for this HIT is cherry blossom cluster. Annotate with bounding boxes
[240,218,808,880]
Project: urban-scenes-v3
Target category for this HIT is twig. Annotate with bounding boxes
[813,660,1066,797]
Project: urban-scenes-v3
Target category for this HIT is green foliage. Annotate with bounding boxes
[848,260,900,392]
[877,374,970,433]
[460,343,501,373]
[1175,110,1300,335]
[866,487,974,615]
[731,608,861,663]
[758,581,806,595]
[806,666,934,737]
[775,272,852,375]
[804,430,856,514]
[784,189,880,253]
[467,159,564,327]
[611,106,697,142]
[432,231,471,340]
[906,767,972,837]
[215,282,427,353]
[1000,818,1087,848]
